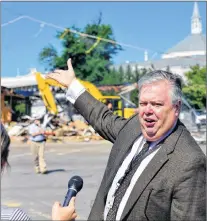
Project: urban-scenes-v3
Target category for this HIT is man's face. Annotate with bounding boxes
[138,80,180,141]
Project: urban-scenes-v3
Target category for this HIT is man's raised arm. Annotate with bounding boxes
[46,58,129,143]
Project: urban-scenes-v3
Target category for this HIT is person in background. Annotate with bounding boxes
[28,119,47,174]
[106,101,113,111]
[1,122,77,221]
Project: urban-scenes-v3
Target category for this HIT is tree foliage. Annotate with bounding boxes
[14,103,26,114]
[39,16,206,111]
[183,65,206,109]
[101,67,124,85]
[39,13,122,84]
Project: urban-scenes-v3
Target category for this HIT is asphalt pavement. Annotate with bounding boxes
[1,141,206,220]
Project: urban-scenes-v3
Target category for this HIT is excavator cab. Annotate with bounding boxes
[100,97,136,118]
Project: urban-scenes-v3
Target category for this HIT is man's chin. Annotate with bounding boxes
[141,129,157,141]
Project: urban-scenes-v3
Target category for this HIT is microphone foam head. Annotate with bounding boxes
[68,175,83,192]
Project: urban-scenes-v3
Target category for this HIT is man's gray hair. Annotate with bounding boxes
[138,70,183,105]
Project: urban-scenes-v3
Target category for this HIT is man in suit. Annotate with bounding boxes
[47,58,206,221]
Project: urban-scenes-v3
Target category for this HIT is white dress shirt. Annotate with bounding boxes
[65,79,177,221]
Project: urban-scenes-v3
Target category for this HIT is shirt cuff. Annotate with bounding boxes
[66,79,86,104]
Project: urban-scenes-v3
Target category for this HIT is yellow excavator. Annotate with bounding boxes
[35,72,136,119]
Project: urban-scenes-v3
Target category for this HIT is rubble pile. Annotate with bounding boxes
[6,117,104,144]
[6,115,206,145]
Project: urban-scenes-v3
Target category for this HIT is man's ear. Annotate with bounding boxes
[174,100,181,117]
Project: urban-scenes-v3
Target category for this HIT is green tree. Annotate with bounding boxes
[183,65,206,109]
[130,68,149,105]
[39,44,58,71]
[132,66,148,83]
[125,65,133,82]
[14,103,26,115]
[119,66,125,78]
[133,66,140,82]
[101,67,124,85]
[39,13,122,83]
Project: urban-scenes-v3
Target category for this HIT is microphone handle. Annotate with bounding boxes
[63,188,77,207]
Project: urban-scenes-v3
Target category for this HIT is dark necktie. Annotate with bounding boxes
[106,141,151,221]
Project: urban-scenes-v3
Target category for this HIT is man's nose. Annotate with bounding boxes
[145,104,153,114]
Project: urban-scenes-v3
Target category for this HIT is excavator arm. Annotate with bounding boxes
[35,72,136,120]
[35,72,66,115]
[35,72,120,114]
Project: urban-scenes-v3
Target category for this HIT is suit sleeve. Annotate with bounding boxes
[74,91,128,143]
[171,155,206,221]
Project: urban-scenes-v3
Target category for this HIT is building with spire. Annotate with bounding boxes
[162,1,205,59]
[191,1,202,35]
[113,2,206,81]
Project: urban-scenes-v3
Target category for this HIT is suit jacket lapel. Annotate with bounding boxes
[104,116,141,196]
[120,146,168,220]
[121,121,184,220]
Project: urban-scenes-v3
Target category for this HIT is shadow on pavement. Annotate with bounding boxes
[44,169,66,174]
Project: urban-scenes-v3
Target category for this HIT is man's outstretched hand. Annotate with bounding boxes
[46,58,76,88]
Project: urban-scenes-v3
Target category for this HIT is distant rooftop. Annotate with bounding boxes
[165,34,206,54]
[113,55,206,70]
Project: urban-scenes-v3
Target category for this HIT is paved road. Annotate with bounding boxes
[2,141,206,220]
[2,141,112,220]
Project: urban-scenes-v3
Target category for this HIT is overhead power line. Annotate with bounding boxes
[1,14,206,63]
[1,15,158,53]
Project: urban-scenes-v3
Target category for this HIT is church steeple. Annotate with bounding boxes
[191,2,202,34]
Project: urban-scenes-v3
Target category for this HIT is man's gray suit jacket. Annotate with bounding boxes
[74,91,206,221]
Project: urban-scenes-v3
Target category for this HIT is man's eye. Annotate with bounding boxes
[139,103,146,106]
[155,103,162,107]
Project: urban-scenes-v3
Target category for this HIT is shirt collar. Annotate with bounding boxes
[145,120,178,150]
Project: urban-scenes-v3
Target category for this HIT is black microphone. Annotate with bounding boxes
[63,176,83,207]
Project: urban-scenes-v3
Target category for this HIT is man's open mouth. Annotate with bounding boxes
[144,118,156,127]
